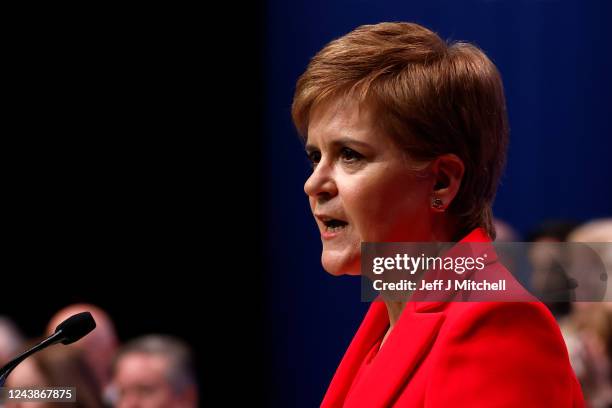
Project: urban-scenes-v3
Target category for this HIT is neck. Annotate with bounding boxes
[380,221,465,347]
[380,300,407,347]
[431,214,460,242]
[384,300,406,328]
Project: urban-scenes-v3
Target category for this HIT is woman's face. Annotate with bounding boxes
[304,99,434,276]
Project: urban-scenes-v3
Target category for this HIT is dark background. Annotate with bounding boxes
[3,1,612,407]
[4,4,266,406]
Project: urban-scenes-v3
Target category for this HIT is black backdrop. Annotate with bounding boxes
[4,4,268,406]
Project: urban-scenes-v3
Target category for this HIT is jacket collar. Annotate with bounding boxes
[322,228,494,407]
[342,303,445,407]
[413,227,497,312]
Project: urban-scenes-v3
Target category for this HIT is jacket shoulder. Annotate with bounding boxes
[423,301,582,407]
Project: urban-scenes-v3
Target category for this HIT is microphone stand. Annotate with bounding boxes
[0,311,96,388]
[0,330,64,387]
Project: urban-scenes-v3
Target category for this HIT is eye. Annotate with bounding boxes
[306,150,321,168]
[340,147,363,163]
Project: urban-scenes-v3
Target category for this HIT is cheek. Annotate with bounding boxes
[345,176,430,241]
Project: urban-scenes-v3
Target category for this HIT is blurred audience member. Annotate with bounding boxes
[46,304,118,396]
[527,219,580,318]
[493,218,520,242]
[569,218,612,302]
[110,335,197,408]
[563,218,612,408]
[570,219,612,244]
[526,219,581,243]
[563,306,612,408]
[0,317,24,366]
[4,343,105,408]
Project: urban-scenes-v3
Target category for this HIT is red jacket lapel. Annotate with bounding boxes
[321,301,388,407]
[343,304,445,407]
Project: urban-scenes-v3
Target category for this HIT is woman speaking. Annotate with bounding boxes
[292,22,584,407]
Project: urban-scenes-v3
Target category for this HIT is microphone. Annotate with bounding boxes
[0,312,96,387]
[53,312,97,345]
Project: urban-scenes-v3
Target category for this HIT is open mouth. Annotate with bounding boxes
[322,218,348,232]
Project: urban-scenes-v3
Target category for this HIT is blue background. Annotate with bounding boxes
[264,1,612,406]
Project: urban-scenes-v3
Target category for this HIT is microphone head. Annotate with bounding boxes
[54,312,97,345]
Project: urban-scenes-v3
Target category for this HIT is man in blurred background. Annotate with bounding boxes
[46,304,118,396]
[110,335,198,408]
[0,317,24,366]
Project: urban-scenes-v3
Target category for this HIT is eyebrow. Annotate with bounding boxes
[305,137,373,152]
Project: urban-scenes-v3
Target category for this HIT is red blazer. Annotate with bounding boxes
[321,229,585,407]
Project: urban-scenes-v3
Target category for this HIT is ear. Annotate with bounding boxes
[429,154,464,211]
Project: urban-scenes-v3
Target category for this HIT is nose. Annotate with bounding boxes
[304,160,337,202]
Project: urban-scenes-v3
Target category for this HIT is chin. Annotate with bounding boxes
[321,252,361,276]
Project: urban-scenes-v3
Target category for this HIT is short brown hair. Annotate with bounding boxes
[292,22,508,239]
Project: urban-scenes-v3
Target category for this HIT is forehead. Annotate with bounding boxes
[115,353,169,381]
[307,98,385,146]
